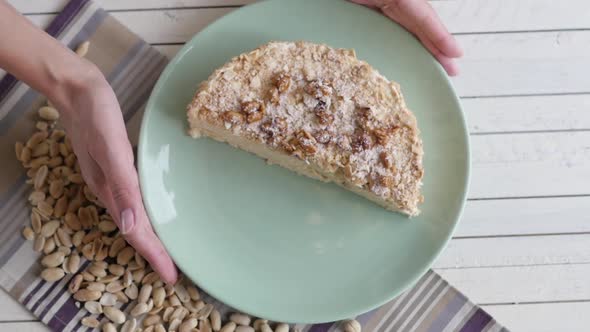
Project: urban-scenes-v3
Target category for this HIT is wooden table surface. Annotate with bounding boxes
[3,1,590,331]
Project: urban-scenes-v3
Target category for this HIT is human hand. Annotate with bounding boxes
[55,65,178,284]
[0,1,177,284]
[350,0,462,76]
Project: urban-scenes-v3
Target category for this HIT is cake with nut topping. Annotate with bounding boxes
[187,41,424,216]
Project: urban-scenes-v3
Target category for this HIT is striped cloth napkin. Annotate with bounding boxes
[0,1,507,331]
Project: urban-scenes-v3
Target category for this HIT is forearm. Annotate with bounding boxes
[0,1,101,112]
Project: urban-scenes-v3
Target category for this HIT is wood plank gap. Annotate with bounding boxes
[481,299,590,307]
[471,128,590,136]
[453,27,590,36]
[468,194,590,201]
[461,91,590,99]
[436,262,590,271]
[452,232,590,240]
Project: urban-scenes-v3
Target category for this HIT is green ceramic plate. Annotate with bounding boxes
[138,0,469,324]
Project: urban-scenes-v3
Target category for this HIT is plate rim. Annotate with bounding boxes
[138,0,471,323]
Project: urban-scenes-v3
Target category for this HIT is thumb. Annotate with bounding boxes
[94,139,178,284]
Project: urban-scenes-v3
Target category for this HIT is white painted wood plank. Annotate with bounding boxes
[26,9,234,41]
[0,290,36,321]
[435,234,590,269]
[457,197,590,237]
[432,0,590,33]
[463,95,590,133]
[24,5,590,45]
[12,0,590,33]
[157,36,590,100]
[112,9,235,46]
[453,31,590,96]
[0,321,47,332]
[26,10,590,97]
[23,10,222,44]
[436,264,590,304]
[470,132,590,198]
[483,302,590,332]
[119,20,590,97]
[152,29,589,97]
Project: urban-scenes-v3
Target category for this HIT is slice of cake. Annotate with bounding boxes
[186,41,424,216]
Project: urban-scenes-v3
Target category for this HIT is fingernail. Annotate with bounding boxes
[120,208,135,234]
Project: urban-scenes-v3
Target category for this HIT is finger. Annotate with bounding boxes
[437,55,459,76]
[89,117,178,284]
[378,2,460,76]
[417,31,460,76]
[82,136,178,283]
[384,0,462,58]
[418,5,462,58]
[93,148,179,284]
[125,214,179,284]
[102,199,178,285]
[98,183,178,284]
